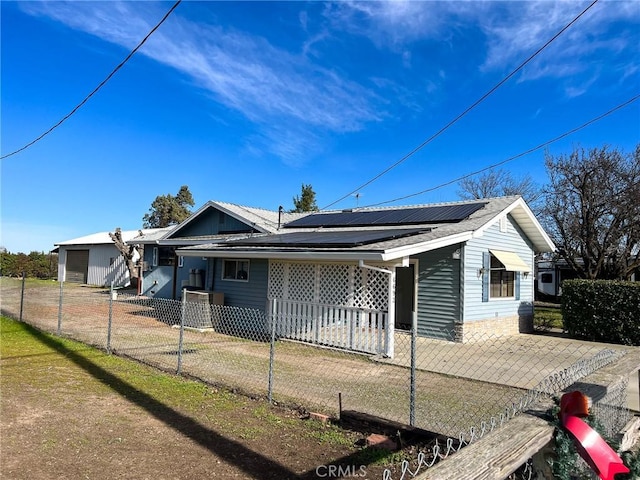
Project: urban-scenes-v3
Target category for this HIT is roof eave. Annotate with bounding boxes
[381,231,474,261]
[178,247,386,262]
[507,198,556,253]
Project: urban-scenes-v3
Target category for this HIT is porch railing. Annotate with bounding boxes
[269,298,388,355]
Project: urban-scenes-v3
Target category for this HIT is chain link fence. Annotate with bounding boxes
[1,277,633,450]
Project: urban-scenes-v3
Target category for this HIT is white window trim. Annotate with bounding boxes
[152,247,158,267]
[222,259,250,282]
[178,255,184,268]
[489,260,515,300]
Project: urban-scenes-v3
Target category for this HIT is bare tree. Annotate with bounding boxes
[542,145,640,279]
[109,228,141,287]
[457,168,541,208]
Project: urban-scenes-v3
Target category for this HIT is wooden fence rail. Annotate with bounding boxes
[270,298,388,355]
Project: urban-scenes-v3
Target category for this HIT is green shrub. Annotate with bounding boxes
[562,280,640,346]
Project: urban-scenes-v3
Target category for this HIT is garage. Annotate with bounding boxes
[65,250,89,283]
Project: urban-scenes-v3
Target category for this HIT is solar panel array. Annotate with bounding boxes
[284,202,487,229]
[224,228,430,248]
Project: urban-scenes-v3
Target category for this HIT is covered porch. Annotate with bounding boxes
[266,258,413,358]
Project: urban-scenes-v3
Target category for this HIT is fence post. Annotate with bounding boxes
[410,310,417,427]
[57,280,64,335]
[107,281,114,353]
[177,288,186,375]
[268,298,277,403]
[19,272,26,322]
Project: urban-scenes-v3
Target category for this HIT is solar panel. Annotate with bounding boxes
[284,202,486,228]
[224,228,430,248]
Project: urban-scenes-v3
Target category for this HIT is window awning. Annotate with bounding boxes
[490,249,530,272]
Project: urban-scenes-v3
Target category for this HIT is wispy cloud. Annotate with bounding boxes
[323,0,639,96]
[17,0,639,164]
[322,1,463,50]
[479,2,637,70]
[20,1,384,164]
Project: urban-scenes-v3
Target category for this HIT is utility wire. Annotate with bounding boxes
[1,0,182,160]
[321,0,600,210]
[362,93,640,208]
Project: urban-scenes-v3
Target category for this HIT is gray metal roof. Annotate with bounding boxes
[56,228,166,246]
[141,201,308,244]
[213,201,307,233]
[178,196,555,261]
[127,227,175,244]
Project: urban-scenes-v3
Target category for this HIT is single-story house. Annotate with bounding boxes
[55,229,162,286]
[160,196,555,354]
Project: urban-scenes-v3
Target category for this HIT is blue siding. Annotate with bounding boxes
[173,207,254,238]
[175,256,208,295]
[213,258,269,311]
[140,204,257,299]
[463,215,535,322]
[141,247,206,298]
[414,244,461,339]
[142,265,173,298]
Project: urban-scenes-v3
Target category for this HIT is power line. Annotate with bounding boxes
[1,0,182,160]
[362,93,640,208]
[321,0,600,210]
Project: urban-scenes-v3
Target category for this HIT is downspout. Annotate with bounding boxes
[359,260,395,358]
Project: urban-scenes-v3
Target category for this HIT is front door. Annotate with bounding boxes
[394,265,415,330]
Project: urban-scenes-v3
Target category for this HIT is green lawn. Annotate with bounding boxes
[534,306,563,331]
[0,315,407,480]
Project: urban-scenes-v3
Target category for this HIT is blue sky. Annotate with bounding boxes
[1,0,638,253]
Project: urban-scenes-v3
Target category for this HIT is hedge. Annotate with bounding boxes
[562,279,640,346]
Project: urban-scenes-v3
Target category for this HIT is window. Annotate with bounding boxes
[153,247,175,267]
[222,259,249,281]
[541,273,553,284]
[490,254,514,298]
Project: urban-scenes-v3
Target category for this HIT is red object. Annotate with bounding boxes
[559,391,630,480]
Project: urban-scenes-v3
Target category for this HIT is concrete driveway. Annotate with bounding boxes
[381,332,639,410]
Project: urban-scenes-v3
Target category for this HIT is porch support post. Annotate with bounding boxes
[358,260,395,358]
[386,269,395,358]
